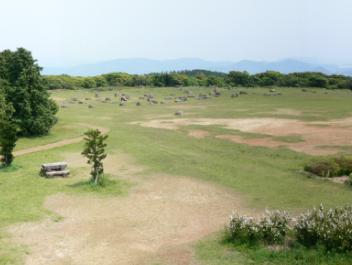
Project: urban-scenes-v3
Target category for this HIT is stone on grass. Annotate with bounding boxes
[121,95,129,102]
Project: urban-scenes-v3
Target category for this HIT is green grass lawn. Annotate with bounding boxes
[196,235,352,265]
[2,87,352,264]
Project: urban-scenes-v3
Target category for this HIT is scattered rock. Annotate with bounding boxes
[213,89,221,97]
[197,94,210,100]
[175,111,184,116]
[121,96,129,102]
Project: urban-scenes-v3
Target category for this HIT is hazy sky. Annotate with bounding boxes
[1,0,351,66]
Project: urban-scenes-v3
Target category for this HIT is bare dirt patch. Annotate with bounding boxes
[51,96,66,103]
[217,135,285,149]
[188,130,210,139]
[133,118,296,132]
[262,108,303,116]
[9,174,248,265]
[132,118,352,155]
[330,176,350,184]
[275,108,302,116]
[64,152,145,180]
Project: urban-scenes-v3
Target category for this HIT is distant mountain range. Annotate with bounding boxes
[42,58,352,76]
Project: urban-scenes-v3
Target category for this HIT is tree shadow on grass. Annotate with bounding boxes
[0,164,22,173]
[67,175,130,196]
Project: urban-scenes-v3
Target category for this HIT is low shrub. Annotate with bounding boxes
[304,158,340,178]
[227,205,352,252]
[260,210,291,244]
[227,210,290,245]
[349,173,352,186]
[304,156,352,178]
[295,204,352,252]
[227,213,261,244]
[334,156,352,176]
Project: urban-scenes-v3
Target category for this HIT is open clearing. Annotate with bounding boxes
[2,87,352,265]
[133,117,352,155]
[9,174,245,265]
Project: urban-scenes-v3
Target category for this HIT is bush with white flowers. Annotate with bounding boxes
[227,205,352,252]
[295,204,352,252]
[259,210,291,244]
[227,210,290,244]
[227,213,261,243]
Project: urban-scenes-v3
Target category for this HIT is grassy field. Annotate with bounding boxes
[1,87,352,264]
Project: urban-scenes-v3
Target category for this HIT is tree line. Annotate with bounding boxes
[44,70,352,90]
[0,48,58,166]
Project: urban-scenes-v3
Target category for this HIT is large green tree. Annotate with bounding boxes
[0,48,58,136]
[228,71,252,87]
[0,89,18,166]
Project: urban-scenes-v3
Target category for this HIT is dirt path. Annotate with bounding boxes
[14,124,109,157]
[9,172,248,265]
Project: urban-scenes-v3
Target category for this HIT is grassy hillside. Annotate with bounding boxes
[1,87,352,264]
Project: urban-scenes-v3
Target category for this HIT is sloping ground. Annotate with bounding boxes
[132,117,352,155]
[9,173,248,265]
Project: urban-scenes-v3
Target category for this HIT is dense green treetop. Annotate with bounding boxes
[0,48,58,136]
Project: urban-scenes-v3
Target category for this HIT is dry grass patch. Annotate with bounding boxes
[8,174,249,265]
[133,117,352,155]
[188,130,210,139]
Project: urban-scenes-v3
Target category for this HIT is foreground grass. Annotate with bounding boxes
[196,236,352,265]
